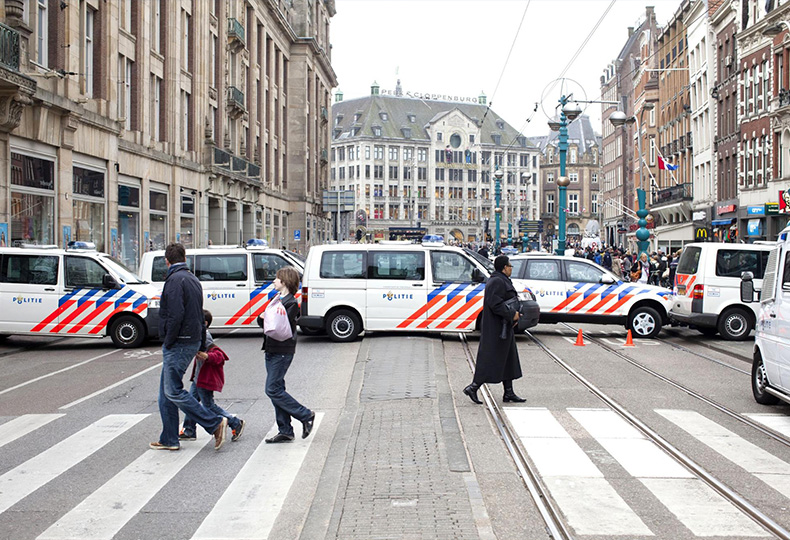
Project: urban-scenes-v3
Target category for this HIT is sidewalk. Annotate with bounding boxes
[302,335,491,539]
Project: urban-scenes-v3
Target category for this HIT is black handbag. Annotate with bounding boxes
[501,297,521,339]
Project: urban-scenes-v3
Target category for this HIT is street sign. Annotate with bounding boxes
[322,190,355,213]
[294,229,301,241]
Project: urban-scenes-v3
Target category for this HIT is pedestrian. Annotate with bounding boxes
[151,243,228,452]
[611,251,623,280]
[463,255,525,404]
[669,250,680,287]
[180,310,246,443]
[633,252,650,284]
[478,244,489,259]
[622,253,633,280]
[260,266,315,443]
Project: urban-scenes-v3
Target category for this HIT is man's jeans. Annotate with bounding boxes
[265,352,311,437]
[182,363,241,436]
[158,341,222,446]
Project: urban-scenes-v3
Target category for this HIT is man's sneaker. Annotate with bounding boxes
[213,417,228,451]
[149,441,179,451]
[179,431,196,441]
[231,419,245,442]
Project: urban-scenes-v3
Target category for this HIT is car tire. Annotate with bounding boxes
[110,315,146,348]
[752,351,779,405]
[717,307,753,341]
[325,309,361,343]
[697,327,718,337]
[628,306,662,339]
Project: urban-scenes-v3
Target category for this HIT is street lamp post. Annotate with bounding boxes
[547,96,582,255]
[494,167,503,252]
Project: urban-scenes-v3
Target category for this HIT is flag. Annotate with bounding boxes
[658,155,678,171]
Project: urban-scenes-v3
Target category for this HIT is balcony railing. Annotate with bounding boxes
[320,148,328,163]
[212,146,260,181]
[0,22,20,71]
[651,182,692,206]
[227,86,245,116]
[227,18,245,49]
[320,106,328,123]
[687,131,693,149]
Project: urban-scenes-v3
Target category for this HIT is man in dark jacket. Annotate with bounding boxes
[463,255,525,404]
[151,243,229,452]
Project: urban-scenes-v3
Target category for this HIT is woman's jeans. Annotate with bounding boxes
[265,352,311,437]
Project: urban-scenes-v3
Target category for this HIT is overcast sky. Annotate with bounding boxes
[330,0,684,139]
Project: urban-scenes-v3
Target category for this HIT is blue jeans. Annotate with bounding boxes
[182,364,241,435]
[157,341,222,447]
[265,352,311,437]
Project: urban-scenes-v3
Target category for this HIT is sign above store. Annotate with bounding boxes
[747,205,766,216]
[717,204,737,215]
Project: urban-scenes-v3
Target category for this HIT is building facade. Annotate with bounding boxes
[537,115,602,247]
[329,84,541,244]
[0,0,336,270]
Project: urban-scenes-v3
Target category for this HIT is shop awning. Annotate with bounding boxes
[711,218,735,226]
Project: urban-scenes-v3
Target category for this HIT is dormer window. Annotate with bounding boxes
[380,112,388,121]
[354,113,361,122]
[496,120,505,130]
[352,127,360,136]
[372,125,382,137]
[518,136,526,147]
[333,128,342,139]
[335,114,343,126]
[408,114,416,123]
[402,127,412,139]
[492,134,502,145]
[469,134,475,144]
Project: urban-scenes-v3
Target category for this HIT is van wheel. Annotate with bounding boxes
[697,327,718,337]
[718,308,753,341]
[325,310,361,342]
[628,306,662,339]
[752,351,779,405]
[110,316,146,348]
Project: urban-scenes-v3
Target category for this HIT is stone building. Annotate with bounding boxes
[329,83,541,244]
[535,115,602,247]
[0,0,335,270]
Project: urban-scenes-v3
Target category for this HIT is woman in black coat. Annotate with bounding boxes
[463,255,525,404]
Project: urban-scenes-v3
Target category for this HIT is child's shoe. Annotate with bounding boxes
[178,430,196,441]
[231,419,245,442]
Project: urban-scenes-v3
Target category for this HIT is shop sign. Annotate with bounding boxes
[692,211,706,221]
[780,190,790,213]
[747,205,766,216]
[717,204,737,215]
[747,219,764,237]
[694,227,710,241]
[766,202,780,215]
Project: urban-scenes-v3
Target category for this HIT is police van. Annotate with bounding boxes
[298,237,540,342]
[508,252,674,338]
[138,240,305,330]
[741,225,790,405]
[670,242,774,340]
[0,242,160,347]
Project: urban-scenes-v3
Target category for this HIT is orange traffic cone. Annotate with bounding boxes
[574,328,585,346]
[624,329,635,347]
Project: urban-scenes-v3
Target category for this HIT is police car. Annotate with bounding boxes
[298,236,540,342]
[138,240,304,330]
[0,242,160,347]
[509,253,674,338]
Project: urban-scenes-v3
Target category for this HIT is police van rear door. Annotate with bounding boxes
[365,250,427,331]
[194,253,249,327]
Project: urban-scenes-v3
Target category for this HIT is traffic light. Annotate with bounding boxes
[355,229,363,241]
[484,219,489,232]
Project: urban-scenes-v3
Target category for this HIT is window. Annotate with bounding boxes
[183,11,191,72]
[525,260,561,281]
[65,256,107,289]
[591,173,598,183]
[591,193,598,214]
[0,255,58,285]
[374,146,384,160]
[565,260,604,283]
[374,165,383,179]
[569,173,579,183]
[253,254,292,281]
[373,126,381,137]
[151,76,162,141]
[365,146,371,159]
[120,0,132,32]
[388,146,399,161]
[149,190,168,250]
[715,249,770,278]
[547,193,555,213]
[180,195,195,248]
[37,0,48,66]
[369,251,424,280]
[194,254,248,281]
[436,132,443,142]
[568,192,579,213]
[84,8,94,97]
[118,56,133,129]
[430,251,477,282]
[547,172,555,183]
[569,148,577,164]
[153,0,162,53]
[320,251,366,279]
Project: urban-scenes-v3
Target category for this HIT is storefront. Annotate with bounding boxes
[712,201,738,243]
[148,185,169,251]
[117,180,141,271]
[72,156,106,252]
[744,204,767,241]
[9,148,56,246]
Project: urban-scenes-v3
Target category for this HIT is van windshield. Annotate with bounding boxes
[101,256,147,284]
[677,247,702,274]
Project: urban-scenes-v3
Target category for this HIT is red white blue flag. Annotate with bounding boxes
[658,155,678,171]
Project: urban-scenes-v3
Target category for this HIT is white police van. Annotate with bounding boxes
[741,225,790,405]
[138,240,304,330]
[0,242,160,347]
[298,236,540,342]
[508,252,674,338]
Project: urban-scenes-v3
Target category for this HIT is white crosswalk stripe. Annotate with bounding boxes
[0,414,64,449]
[0,414,148,515]
[744,412,790,438]
[191,413,324,540]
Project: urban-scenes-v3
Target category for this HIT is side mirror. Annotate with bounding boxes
[471,268,486,283]
[740,271,754,303]
[103,274,120,290]
[600,274,615,284]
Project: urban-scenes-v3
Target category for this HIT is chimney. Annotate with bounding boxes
[395,79,403,97]
[335,90,344,103]
[479,91,487,105]
[371,81,380,96]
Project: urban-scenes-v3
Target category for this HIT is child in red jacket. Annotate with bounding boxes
[180,310,245,442]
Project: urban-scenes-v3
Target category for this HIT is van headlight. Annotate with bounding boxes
[148,298,160,309]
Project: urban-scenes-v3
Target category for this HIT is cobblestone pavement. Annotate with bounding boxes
[332,336,479,539]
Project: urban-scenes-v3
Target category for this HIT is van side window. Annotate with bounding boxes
[194,255,247,281]
[677,246,702,274]
[430,252,476,282]
[369,251,424,280]
[783,252,790,290]
[0,255,58,285]
[151,255,194,282]
[320,252,366,279]
[65,256,107,288]
[716,249,770,279]
[565,260,604,283]
[526,260,561,281]
[253,254,292,282]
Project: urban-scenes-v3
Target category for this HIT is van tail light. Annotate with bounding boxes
[301,286,308,316]
[692,284,704,300]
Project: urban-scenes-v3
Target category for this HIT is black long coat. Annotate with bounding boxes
[473,271,523,384]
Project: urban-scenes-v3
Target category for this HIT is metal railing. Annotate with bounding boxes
[652,182,692,206]
[227,18,245,46]
[0,23,19,71]
[227,86,245,110]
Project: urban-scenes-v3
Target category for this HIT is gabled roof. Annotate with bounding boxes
[539,115,601,156]
[331,94,538,150]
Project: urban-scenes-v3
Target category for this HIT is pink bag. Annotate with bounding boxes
[263,295,293,341]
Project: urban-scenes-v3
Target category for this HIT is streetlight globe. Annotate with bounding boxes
[609,110,627,127]
[494,168,504,180]
[557,176,570,187]
[563,102,582,121]
[521,171,529,180]
[548,120,562,131]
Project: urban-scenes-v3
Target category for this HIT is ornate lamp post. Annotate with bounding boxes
[547,97,582,255]
[494,167,503,252]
